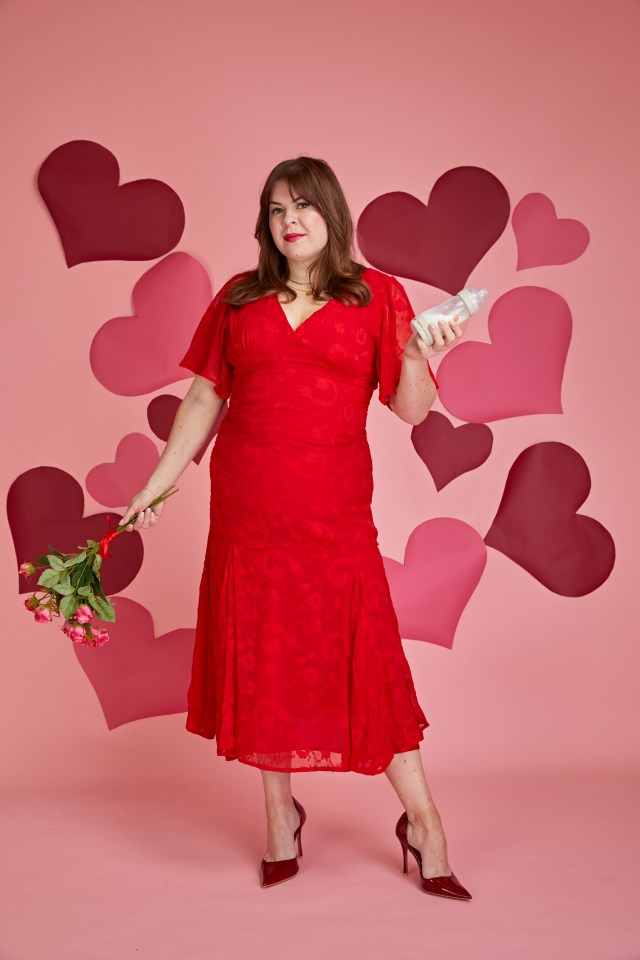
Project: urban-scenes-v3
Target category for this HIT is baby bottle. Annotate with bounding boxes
[410,287,489,347]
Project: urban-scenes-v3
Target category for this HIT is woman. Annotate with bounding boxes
[120,157,470,899]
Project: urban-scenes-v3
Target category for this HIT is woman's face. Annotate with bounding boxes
[268,179,328,270]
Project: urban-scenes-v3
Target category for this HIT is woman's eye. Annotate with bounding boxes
[271,202,310,214]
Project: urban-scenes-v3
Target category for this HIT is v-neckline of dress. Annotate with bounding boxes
[273,292,335,334]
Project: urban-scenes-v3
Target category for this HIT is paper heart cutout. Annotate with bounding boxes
[147,394,227,465]
[383,519,487,649]
[37,139,184,267]
[85,433,160,508]
[90,252,213,396]
[435,286,571,423]
[411,412,494,490]
[484,442,615,596]
[37,140,185,267]
[513,193,590,270]
[73,596,193,729]
[9,466,143,597]
[357,167,510,293]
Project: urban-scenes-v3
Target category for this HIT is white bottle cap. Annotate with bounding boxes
[457,288,481,315]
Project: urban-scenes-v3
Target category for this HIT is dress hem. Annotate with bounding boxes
[185,717,427,776]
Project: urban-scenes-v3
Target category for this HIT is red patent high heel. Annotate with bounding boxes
[395,811,472,900]
[260,796,306,887]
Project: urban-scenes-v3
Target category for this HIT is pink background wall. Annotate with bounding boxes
[3,1,639,956]
[2,0,638,786]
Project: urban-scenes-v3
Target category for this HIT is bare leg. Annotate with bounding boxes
[384,747,452,879]
[260,769,301,862]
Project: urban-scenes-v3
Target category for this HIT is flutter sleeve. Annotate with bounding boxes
[178,278,236,399]
[376,273,439,407]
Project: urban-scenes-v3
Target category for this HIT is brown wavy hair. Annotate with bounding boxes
[223,156,372,309]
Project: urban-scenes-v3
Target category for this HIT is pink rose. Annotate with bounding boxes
[69,625,87,643]
[24,596,40,611]
[19,562,36,577]
[34,606,52,623]
[93,629,110,647]
[75,604,93,624]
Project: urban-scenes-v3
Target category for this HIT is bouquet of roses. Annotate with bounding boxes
[18,484,179,647]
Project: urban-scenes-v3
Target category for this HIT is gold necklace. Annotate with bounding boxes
[288,278,313,297]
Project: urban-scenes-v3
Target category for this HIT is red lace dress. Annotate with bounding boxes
[178,265,439,775]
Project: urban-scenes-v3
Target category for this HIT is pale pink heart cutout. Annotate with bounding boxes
[435,286,572,423]
[85,433,160,507]
[73,596,194,730]
[512,193,590,269]
[382,518,487,650]
[90,251,214,396]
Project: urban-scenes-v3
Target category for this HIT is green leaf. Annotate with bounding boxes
[34,554,50,566]
[86,540,98,549]
[77,585,92,597]
[64,552,86,567]
[91,574,108,603]
[91,555,102,573]
[88,595,115,622]
[46,544,65,557]
[47,555,67,572]
[54,583,75,596]
[88,594,110,613]
[38,569,61,588]
[60,595,79,620]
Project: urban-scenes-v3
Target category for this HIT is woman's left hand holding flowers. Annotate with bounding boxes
[18,484,179,647]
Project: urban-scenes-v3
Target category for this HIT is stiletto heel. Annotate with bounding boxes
[395,811,472,900]
[260,796,306,887]
[401,839,408,874]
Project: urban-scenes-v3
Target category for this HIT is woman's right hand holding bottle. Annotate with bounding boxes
[119,484,166,533]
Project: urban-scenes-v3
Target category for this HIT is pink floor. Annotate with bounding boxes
[2,767,639,959]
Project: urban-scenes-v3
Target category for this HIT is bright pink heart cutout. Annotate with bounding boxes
[37,140,185,267]
[9,466,143,598]
[411,412,494,490]
[513,193,590,270]
[147,394,227,465]
[485,442,615,596]
[85,433,160,507]
[73,597,194,729]
[435,286,572,423]
[382,519,487,650]
[357,167,510,293]
[90,252,213,396]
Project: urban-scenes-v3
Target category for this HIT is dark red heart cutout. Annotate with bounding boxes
[147,394,227,465]
[484,442,615,596]
[37,140,185,266]
[73,597,193,729]
[9,466,143,597]
[411,411,494,490]
[357,166,510,293]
